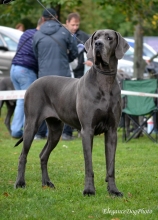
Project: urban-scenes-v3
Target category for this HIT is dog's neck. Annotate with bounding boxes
[93,65,116,76]
[93,56,118,76]
[92,63,117,92]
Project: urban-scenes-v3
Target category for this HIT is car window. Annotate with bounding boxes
[0,37,4,46]
[125,48,134,56]
[126,40,155,58]
[143,46,155,58]
[1,33,17,51]
[127,41,135,48]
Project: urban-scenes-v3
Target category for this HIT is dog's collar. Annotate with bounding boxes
[93,65,116,76]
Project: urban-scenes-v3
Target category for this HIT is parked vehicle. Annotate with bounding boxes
[0,26,23,78]
[124,38,158,63]
[117,46,134,77]
[117,38,158,77]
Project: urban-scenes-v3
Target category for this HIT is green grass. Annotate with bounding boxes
[0,104,158,220]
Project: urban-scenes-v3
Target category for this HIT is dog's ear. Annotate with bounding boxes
[115,32,130,59]
[84,31,96,60]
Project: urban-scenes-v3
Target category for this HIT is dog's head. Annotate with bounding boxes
[84,29,129,68]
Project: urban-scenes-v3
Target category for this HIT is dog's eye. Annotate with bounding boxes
[94,36,99,41]
[107,37,112,40]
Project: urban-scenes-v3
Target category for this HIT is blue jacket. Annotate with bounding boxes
[33,20,78,78]
[12,29,38,73]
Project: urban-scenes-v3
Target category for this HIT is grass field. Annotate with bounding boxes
[0,105,158,220]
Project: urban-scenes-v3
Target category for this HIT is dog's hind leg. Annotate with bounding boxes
[39,117,64,188]
[15,120,41,188]
[105,128,123,197]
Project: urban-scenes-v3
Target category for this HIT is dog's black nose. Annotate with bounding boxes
[95,40,103,48]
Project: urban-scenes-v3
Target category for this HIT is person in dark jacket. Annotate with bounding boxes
[66,12,93,78]
[33,8,78,140]
[10,18,43,138]
[33,8,78,78]
[61,12,93,140]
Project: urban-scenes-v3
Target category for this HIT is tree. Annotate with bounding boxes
[0,0,42,28]
[0,0,81,28]
[93,0,158,78]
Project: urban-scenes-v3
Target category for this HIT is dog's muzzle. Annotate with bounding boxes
[94,40,110,65]
[95,40,103,49]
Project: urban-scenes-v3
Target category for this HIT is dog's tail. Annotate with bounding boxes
[14,137,23,147]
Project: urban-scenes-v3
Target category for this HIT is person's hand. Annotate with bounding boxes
[77,44,85,54]
[84,60,93,67]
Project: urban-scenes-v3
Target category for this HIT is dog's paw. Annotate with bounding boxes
[42,181,55,188]
[107,186,123,197]
[109,190,123,197]
[14,180,26,189]
[83,187,95,196]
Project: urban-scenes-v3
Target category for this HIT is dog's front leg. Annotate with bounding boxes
[105,128,123,197]
[81,128,95,196]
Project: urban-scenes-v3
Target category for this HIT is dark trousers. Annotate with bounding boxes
[37,121,73,137]
[62,124,73,136]
[36,121,47,137]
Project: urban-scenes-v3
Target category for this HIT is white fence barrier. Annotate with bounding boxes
[0,90,26,100]
[0,90,158,100]
[121,90,158,98]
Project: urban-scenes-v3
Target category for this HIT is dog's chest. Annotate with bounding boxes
[92,89,121,135]
[92,107,116,135]
[95,87,113,109]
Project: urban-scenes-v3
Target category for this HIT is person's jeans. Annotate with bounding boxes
[62,124,73,136]
[10,64,37,138]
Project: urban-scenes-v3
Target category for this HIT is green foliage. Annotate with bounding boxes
[0,104,158,219]
[0,0,42,28]
[60,0,134,35]
[93,0,158,35]
[0,0,82,29]
[0,0,157,36]
[41,0,82,7]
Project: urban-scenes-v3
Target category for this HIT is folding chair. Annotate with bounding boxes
[122,79,158,143]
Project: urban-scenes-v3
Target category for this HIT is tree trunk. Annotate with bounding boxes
[133,23,146,79]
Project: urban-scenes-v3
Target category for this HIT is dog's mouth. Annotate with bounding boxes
[95,50,108,67]
[96,50,101,57]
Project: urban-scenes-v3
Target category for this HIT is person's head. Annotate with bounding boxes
[66,13,80,34]
[42,8,57,22]
[15,23,25,32]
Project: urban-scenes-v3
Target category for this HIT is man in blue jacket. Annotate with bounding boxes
[33,8,78,78]
[33,8,78,139]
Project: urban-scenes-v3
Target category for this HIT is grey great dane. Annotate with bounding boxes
[14,29,129,196]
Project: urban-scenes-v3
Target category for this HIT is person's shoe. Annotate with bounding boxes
[61,134,74,141]
[34,135,47,140]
